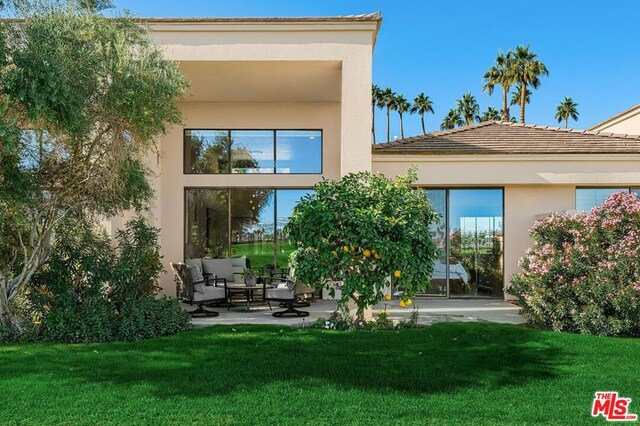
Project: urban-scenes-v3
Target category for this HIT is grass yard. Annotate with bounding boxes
[0,323,638,425]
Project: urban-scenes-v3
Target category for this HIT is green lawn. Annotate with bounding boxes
[1,323,638,425]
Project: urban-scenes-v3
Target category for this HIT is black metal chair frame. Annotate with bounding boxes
[171,262,228,317]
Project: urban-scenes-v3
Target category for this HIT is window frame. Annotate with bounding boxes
[575,186,640,211]
[183,128,323,175]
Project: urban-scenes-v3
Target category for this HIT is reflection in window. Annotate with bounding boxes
[230,189,275,270]
[185,189,229,259]
[425,190,447,296]
[184,129,322,174]
[184,130,230,173]
[276,189,313,272]
[185,189,312,272]
[576,188,630,211]
[230,131,274,174]
[449,189,503,297]
[276,131,322,174]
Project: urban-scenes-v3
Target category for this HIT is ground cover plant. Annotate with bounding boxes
[0,322,638,425]
[510,191,640,336]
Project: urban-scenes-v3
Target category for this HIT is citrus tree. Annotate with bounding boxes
[285,170,439,318]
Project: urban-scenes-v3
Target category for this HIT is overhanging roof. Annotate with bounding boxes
[372,121,640,155]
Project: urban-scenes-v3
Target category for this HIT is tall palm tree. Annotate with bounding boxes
[371,84,381,144]
[509,45,549,123]
[441,109,464,130]
[394,94,411,139]
[410,93,434,134]
[480,107,501,122]
[456,92,480,126]
[377,87,396,142]
[509,84,531,109]
[555,97,579,128]
[482,51,516,121]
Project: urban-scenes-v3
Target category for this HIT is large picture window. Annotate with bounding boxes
[184,129,322,174]
[185,188,313,271]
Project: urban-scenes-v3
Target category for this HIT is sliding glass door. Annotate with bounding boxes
[424,188,504,298]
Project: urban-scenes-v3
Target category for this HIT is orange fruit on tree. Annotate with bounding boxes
[363,249,371,258]
[343,245,349,253]
[406,299,413,306]
[399,300,407,308]
[350,244,355,252]
[384,294,392,301]
[393,270,401,278]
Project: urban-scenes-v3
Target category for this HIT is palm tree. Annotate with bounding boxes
[482,51,516,121]
[394,94,411,139]
[555,97,579,128]
[509,84,531,110]
[371,84,381,144]
[456,92,480,126]
[377,87,396,142]
[509,45,549,123]
[410,93,434,134]
[441,108,464,130]
[480,107,501,122]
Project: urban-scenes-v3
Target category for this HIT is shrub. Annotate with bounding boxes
[15,216,191,343]
[116,297,191,341]
[509,191,640,336]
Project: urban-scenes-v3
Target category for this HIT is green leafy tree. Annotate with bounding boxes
[480,107,501,122]
[456,92,480,126]
[371,84,381,144]
[285,170,439,318]
[509,45,549,123]
[441,108,464,130]
[377,87,396,142]
[394,94,411,139]
[410,92,434,134]
[482,51,516,121]
[555,97,579,128]
[0,1,188,328]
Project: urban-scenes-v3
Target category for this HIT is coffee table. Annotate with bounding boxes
[226,283,273,312]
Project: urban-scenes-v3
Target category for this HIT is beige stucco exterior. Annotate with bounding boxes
[372,154,640,298]
[590,105,640,134]
[121,18,378,294]
[108,16,640,301]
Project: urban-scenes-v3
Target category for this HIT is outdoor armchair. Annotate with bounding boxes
[265,279,311,318]
[170,262,227,317]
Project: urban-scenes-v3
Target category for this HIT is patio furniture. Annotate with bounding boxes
[170,262,227,317]
[225,282,273,312]
[266,280,311,318]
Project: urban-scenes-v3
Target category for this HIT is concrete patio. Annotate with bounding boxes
[189,298,525,328]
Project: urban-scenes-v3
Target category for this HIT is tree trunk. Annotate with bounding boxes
[421,114,426,134]
[371,103,376,144]
[400,113,404,139]
[501,86,510,121]
[0,274,14,329]
[519,81,526,123]
[386,107,390,142]
[565,118,569,129]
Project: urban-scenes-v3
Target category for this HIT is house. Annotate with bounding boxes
[108,14,640,301]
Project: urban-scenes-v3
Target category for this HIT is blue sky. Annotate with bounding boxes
[112,0,640,140]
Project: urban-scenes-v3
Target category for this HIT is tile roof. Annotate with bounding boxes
[589,104,640,130]
[372,121,640,155]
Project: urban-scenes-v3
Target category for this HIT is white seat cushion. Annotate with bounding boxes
[193,285,226,302]
[266,287,295,300]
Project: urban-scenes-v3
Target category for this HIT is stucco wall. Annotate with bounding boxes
[590,108,640,134]
[503,185,575,296]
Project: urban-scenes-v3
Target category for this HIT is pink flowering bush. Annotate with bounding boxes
[509,191,640,336]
